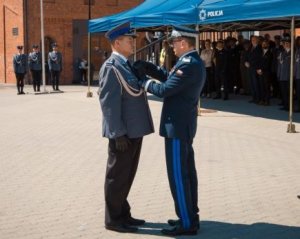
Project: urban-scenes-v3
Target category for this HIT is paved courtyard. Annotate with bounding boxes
[0,84,300,239]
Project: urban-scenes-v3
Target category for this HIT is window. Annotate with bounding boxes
[12,28,18,36]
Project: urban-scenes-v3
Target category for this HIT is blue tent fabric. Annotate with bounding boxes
[89,0,300,33]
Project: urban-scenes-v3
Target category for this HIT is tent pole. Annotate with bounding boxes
[40,0,48,93]
[287,16,296,133]
[196,24,201,116]
[87,0,93,98]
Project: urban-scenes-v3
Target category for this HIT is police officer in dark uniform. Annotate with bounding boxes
[98,22,154,233]
[28,44,42,92]
[13,45,27,95]
[48,43,62,91]
[133,25,205,236]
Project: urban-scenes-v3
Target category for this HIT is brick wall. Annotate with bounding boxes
[0,0,25,84]
[1,0,143,85]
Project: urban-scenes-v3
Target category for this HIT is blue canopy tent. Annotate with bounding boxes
[89,0,300,132]
[89,0,300,33]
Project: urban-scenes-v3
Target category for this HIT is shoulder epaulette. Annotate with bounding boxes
[105,58,115,67]
[181,56,191,63]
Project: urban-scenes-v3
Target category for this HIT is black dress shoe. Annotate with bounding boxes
[161,226,198,236]
[105,224,138,233]
[167,219,179,226]
[168,219,200,229]
[126,216,145,226]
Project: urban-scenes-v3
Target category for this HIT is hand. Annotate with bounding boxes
[115,135,131,152]
[133,60,157,78]
[245,62,250,68]
[257,69,262,75]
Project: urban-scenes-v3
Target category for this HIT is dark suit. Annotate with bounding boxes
[258,49,273,103]
[142,50,205,229]
[246,45,263,102]
[99,52,154,226]
[214,48,228,98]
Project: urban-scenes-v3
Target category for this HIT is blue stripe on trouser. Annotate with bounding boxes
[172,139,191,229]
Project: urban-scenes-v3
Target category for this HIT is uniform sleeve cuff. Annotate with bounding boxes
[144,80,153,92]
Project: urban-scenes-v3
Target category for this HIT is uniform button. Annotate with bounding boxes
[168,117,171,120]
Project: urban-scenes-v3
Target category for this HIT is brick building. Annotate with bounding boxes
[0,0,143,85]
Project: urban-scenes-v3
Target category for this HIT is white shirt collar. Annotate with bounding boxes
[112,51,128,63]
[179,49,197,61]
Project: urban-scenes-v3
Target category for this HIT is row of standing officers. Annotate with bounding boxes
[12,43,62,94]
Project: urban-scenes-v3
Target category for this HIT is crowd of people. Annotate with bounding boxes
[197,34,300,112]
[158,32,300,112]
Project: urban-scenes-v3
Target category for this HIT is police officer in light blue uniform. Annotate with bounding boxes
[48,43,62,91]
[98,22,154,233]
[133,25,205,236]
[28,44,42,92]
[13,45,27,95]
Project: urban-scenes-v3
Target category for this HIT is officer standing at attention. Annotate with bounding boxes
[98,22,154,233]
[28,44,42,92]
[48,43,62,91]
[133,25,206,236]
[13,45,27,95]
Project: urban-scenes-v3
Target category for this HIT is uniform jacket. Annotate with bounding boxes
[99,53,154,139]
[278,49,291,81]
[145,50,206,140]
[13,54,27,74]
[294,47,300,80]
[48,51,62,71]
[28,52,42,71]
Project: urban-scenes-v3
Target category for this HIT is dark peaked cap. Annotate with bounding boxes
[169,25,198,39]
[105,21,137,41]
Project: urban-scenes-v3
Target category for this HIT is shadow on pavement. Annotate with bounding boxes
[136,221,300,239]
[147,94,300,123]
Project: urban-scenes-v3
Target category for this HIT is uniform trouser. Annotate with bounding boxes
[165,138,199,229]
[201,67,213,96]
[258,73,271,103]
[15,73,25,93]
[31,70,42,91]
[271,72,280,98]
[105,137,143,226]
[80,69,87,82]
[279,81,290,109]
[50,70,60,90]
[249,69,260,102]
[215,71,228,97]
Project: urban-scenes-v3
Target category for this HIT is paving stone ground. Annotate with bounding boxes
[0,84,300,239]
